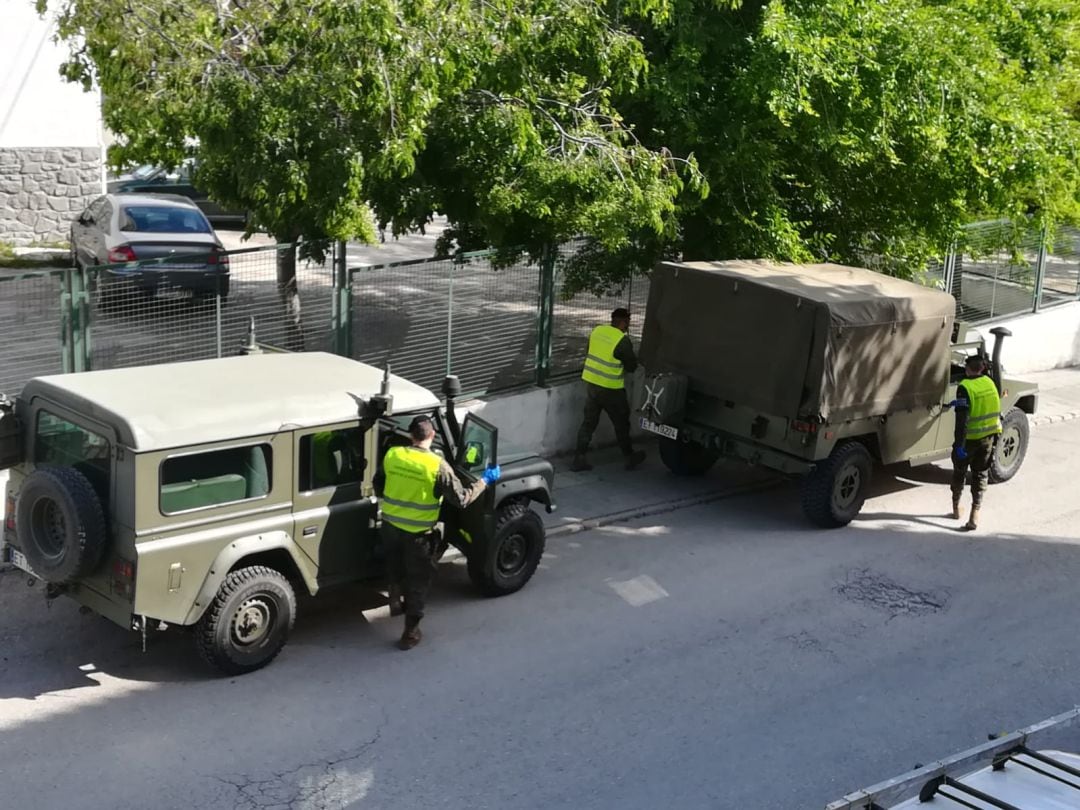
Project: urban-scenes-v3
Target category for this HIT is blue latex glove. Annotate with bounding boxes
[482,464,502,485]
[953,444,967,461]
[946,399,968,410]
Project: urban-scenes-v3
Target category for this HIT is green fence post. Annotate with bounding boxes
[71,265,90,371]
[1032,222,1048,314]
[534,244,556,387]
[59,268,73,374]
[331,240,352,356]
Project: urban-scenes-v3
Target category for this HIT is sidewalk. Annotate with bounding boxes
[539,365,1080,535]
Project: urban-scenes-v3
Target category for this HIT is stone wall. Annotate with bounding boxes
[0,147,102,246]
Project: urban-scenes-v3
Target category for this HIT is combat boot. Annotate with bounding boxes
[950,496,961,520]
[570,455,593,472]
[398,616,423,650]
[964,505,980,531]
[387,585,404,617]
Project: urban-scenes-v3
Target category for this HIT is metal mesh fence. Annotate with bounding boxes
[1041,225,1080,307]
[0,269,66,396]
[87,244,335,372]
[549,242,650,381]
[953,219,1043,322]
[350,252,541,396]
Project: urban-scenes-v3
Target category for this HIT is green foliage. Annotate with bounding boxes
[43,0,693,258]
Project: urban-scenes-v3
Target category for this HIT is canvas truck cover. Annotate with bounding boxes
[639,260,956,422]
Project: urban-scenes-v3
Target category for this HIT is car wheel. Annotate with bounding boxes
[989,407,1029,483]
[467,500,545,597]
[658,437,720,476]
[195,566,296,676]
[801,441,874,528]
[15,466,108,584]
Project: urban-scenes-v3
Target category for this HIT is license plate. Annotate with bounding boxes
[5,547,36,578]
[640,417,678,440]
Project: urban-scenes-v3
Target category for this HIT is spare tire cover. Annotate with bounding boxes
[15,466,107,584]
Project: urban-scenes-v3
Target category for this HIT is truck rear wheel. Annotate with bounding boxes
[658,437,720,476]
[989,407,1029,483]
[801,441,873,528]
[195,565,296,676]
[467,501,545,597]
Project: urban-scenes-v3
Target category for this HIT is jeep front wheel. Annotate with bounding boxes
[801,441,873,528]
[467,501,546,597]
[195,566,296,676]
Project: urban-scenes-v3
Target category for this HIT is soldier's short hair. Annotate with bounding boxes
[409,415,435,442]
[965,355,987,372]
[611,308,630,324]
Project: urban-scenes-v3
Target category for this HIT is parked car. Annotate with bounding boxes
[107,160,247,225]
[70,193,229,300]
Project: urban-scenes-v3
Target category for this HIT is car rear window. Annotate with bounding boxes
[160,444,272,514]
[120,205,211,234]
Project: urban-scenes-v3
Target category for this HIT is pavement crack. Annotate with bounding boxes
[207,707,386,810]
[835,568,948,618]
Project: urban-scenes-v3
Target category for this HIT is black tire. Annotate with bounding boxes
[989,407,1029,483]
[195,565,296,676]
[467,501,546,597]
[658,437,720,476]
[15,466,107,583]
[801,441,874,528]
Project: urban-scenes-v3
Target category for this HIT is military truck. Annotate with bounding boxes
[0,353,555,674]
[638,260,1038,527]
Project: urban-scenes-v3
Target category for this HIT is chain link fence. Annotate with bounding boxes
[0,268,68,395]
[85,244,335,372]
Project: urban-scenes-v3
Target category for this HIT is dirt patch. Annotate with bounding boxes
[836,568,948,618]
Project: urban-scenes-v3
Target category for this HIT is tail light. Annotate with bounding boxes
[107,244,137,263]
[4,493,14,533]
[112,558,136,600]
[790,419,819,434]
[208,248,229,268]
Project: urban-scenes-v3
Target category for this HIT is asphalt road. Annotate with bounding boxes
[2,421,1080,810]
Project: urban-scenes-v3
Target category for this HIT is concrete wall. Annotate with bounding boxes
[0,4,104,245]
[984,301,1080,375]
[461,375,647,458]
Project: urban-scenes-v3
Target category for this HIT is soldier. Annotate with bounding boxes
[571,307,647,472]
[950,355,1002,530]
[377,415,501,649]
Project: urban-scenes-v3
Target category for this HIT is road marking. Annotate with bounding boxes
[607,574,669,607]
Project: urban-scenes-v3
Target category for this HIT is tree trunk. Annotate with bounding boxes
[276,241,306,352]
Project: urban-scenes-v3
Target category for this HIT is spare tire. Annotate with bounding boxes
[15,466,107,584]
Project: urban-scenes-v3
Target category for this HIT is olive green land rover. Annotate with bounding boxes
[0,353,555,674]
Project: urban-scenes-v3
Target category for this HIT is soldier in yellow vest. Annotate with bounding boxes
[572,308,647,472]
[376,415,501,649]
[950,355,1002,531]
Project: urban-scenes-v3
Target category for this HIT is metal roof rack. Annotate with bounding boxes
[826,707,1080,809]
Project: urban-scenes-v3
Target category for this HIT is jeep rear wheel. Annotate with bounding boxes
[195,566,296,676]
[801,441,873,528]
[989,407,1029,483]
[658,437,720,476]
[15,466,107,584]
[467,501,545,597]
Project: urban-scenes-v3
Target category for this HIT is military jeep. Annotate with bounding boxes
[637,260,1038,527]
[0,352,555,674]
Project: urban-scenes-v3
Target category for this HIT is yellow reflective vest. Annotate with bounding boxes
[381,446,442,533]
[959,376,1002,441]
[581,324,626,390]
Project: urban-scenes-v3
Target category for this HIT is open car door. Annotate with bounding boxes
[443,413,498,554]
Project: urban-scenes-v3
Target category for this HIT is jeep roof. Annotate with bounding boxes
[19,352,441,451]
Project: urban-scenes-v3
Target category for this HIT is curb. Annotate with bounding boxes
[545,476,783,538]
[1031,410,1080,429]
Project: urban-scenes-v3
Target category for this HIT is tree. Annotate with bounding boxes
[563,0,1080,293]
[43,0,698,341]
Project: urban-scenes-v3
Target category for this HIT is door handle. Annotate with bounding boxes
[302,525,318,537]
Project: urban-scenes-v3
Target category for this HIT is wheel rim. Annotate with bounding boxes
[496,533,529,577]
[231,596,276,647]
[31,497,67,560]
[998,426,1021,470]
[833,465,862,509]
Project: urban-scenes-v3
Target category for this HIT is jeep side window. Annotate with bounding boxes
[160,444,271,514]
[299,428,365,491]
[35,411,111,501]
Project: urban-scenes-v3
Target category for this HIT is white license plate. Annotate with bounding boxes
[640,417,678,440]
[6,547,36,578]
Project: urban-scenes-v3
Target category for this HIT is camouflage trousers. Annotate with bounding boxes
[951,436,996,506]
